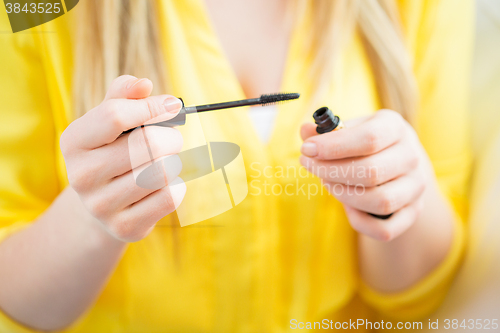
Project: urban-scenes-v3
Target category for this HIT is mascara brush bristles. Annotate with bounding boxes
[259,93,300,106]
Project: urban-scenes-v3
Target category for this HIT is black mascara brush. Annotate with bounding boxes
[189,92,300,112]
[121,93,300,135]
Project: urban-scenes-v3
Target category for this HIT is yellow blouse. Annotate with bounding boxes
[0,0,473,332]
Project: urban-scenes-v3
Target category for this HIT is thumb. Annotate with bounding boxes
[104,75,154,100]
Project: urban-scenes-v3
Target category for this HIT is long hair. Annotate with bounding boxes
[73,0,418,122]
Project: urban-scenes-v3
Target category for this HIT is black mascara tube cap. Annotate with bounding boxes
[313,107,340,134]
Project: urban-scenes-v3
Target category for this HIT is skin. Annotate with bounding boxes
[0,76,186,330]
[208,0,456,292]
[0,0,456,330]
[204,0,292,98]
[300,112,455,291]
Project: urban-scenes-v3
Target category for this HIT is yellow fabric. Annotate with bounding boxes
[420,1,500,330]
[0,0,473,332]
[358,0,475,321]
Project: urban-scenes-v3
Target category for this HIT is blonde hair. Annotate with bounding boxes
[74,0,418,122]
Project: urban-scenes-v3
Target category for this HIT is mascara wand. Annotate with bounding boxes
[186,93,300,112]
[121,93,300,135]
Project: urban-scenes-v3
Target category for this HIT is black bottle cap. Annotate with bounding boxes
[313,107,340,134]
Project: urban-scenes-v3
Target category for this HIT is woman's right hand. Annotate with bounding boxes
[60,75,186,242]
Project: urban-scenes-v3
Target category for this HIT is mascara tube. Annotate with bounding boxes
[312,107,392,220]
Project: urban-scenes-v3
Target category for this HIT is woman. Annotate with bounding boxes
[0,0,473,332]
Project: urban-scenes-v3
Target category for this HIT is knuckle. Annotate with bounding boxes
[59,120,83,156]
[110,75,135,90]
[378,191,398,215]
[367,174,381,187]
[144,98,163,119]
[85,196,109,220]
[377,228,393,242]
[104,100,125,129]
[379,109,402,121]
[416,180,426,196]
[381,110,408,135]
[407,153,420,170]
[68,169,92,193]
[391,110,405,124]
[108,216,150,243]
[107,221,133,241]
[364,129,382,154]
[112,75,127,86]
[414,198,425,216]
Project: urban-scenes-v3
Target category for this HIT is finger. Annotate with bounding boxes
[75,95,183,148]
[110,178,186,242]
[324,171,425,215]
[301,110,406,160]
[104,75,154,100]
[343,199,423,242]
[85,126,183,181]
[300,140,419,186]
[342,115,371,128]
[131,154,183,191]
[300,123,317,141]
[84,156,183,219]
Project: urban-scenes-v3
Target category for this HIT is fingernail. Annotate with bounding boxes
[126,77,143,89]
[163,97,182,114]
[301,142,318,157]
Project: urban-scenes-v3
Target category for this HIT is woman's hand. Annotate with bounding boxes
[300,110,434,242]
[61,75,186,242]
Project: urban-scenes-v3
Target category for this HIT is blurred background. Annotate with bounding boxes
[422,0,500,330]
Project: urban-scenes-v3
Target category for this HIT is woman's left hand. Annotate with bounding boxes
[300,110,434,242]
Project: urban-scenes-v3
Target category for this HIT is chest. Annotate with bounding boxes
[204,0,292,97]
